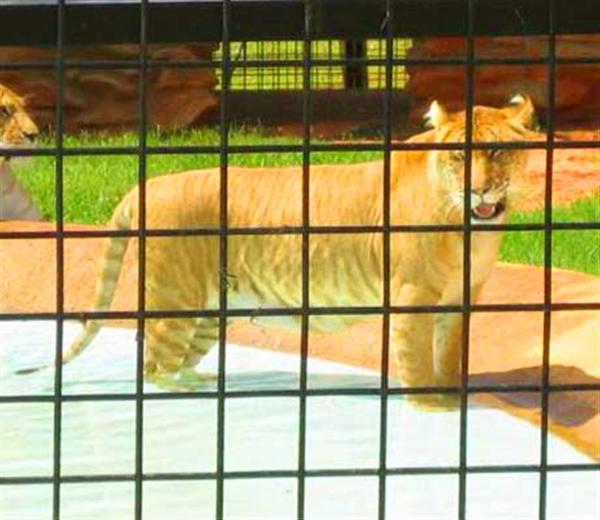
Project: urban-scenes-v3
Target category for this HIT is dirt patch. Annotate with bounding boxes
[518,130,600,211]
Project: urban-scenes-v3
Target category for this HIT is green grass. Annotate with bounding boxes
[12,128,599,276]
[500,196,599,276]
[13,128,380,224]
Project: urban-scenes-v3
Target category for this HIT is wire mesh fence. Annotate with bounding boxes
[0,1,599,520]
[213,38,412,90]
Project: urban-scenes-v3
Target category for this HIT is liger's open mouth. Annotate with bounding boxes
[471,200,506,220]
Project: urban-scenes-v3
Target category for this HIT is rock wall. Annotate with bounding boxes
[0,44,218,132]
[407,35,600,127]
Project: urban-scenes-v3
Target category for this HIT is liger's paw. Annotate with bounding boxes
[146,368,217,392]
[407,393,461,412]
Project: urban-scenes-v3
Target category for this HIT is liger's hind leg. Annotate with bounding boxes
[186,318,219,365]
[144,317,217,391]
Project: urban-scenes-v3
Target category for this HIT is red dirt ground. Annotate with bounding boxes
[519,130,599,210]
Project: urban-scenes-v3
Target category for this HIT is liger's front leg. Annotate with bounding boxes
[431,282,485,409]
[390,284,444,409]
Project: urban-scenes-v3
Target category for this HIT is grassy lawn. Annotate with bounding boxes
[500,196,599,276]
[12,128,599,276]
[13,128,377,224]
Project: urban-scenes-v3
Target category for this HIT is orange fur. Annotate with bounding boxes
[60,96,537,405]
[0,84,41,221]
[0,84,38,146]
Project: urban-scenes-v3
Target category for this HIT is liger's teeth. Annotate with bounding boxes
[472,202,498,219]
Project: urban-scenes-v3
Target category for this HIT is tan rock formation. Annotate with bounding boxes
[0,44,218,132]
[407,35,600,127]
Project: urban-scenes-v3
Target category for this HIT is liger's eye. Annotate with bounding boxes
[1,106,13,117]
[489,148,502,159]
[451,151,465,161]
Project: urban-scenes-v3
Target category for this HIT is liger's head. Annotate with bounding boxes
[0,84,39,158]
[424,94,537,223]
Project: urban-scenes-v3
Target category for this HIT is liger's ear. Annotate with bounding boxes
[423,100,448,129]
[504,93,539,131]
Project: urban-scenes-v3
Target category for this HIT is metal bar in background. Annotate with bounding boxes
[134,1,150,518]
[0,301,414,318]
[2,461,599,487]
[378,0,394,517]
[539,0,558,517]
[2,380,600,405]
[1,300,600,326]
[297,0,313,517]
[51,1,66,518]
[2,219,600,242]
[3,138,599,162]
[2,54,599,73]
[3,137,598,163]
[1,0,599,46]
[217,1,232,517]
[458,0,476,516]
[343,39,367,88]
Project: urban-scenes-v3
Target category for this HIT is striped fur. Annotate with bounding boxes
[59,96,537,406]
[0,84,41,221]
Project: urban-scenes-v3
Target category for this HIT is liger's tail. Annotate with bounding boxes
[16,194,135,375]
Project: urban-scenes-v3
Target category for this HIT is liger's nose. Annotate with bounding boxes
[24,131,38,142]
[471,186,492,197]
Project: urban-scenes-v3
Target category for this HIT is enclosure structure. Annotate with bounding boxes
[210,39,412,90]
[0,1,599,519]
